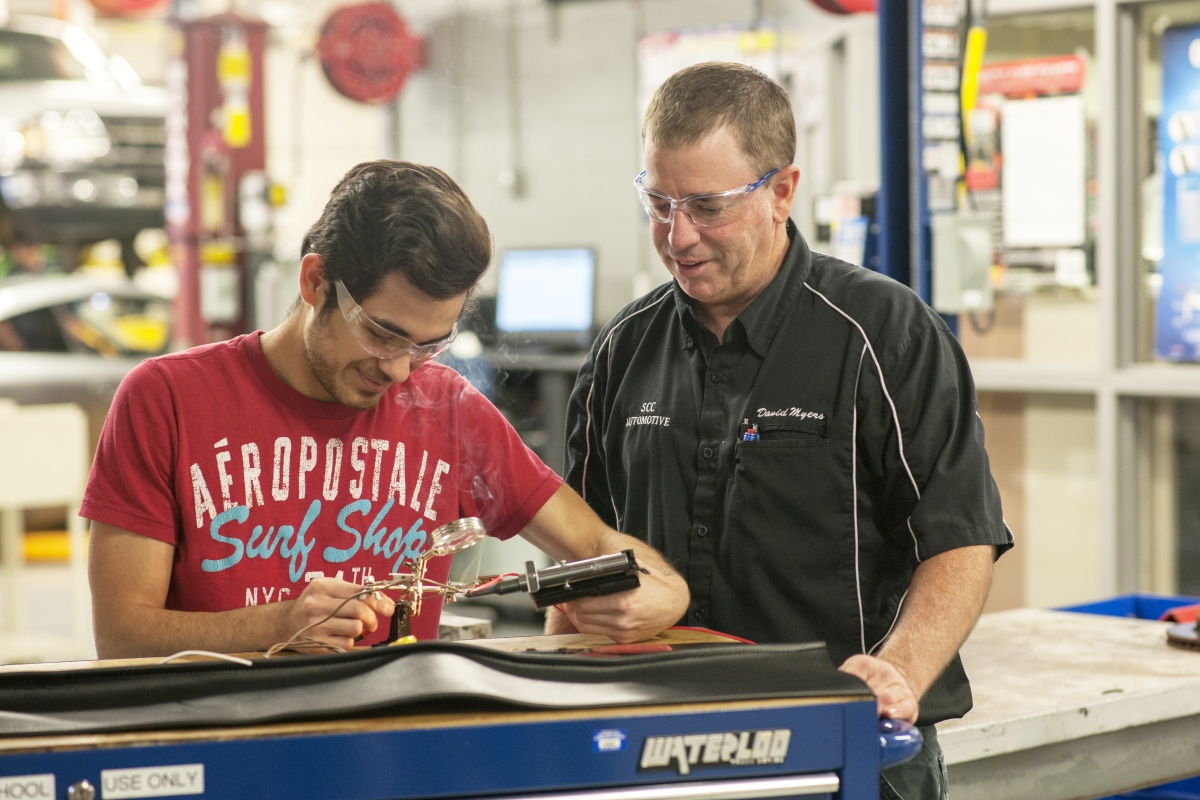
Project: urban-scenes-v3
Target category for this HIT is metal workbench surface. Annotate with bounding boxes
[938,608,1200,800]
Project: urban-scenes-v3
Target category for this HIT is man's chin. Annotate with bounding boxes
[674,276,724,304]
[318,374,385,410]
[340,388,384,410]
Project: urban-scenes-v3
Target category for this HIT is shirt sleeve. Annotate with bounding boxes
[564,341,618,528]
[80,359,182,545]
[858,320,1013,561]
[452,376,561,541]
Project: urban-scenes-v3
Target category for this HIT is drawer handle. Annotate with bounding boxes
[483,773,840,800]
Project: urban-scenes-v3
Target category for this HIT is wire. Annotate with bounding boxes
[469,572,519,594]
[265,586,384,658]
[160,650,254,666]
[957,0,989,213]
[967,309,997,334]
[264,563,468,657]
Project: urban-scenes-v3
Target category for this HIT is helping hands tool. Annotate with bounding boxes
[268,517,488,655]
[269,520,648,654]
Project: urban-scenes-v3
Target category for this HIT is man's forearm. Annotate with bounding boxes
[94,601,293,659]
[595,529,675,576]
[875,544,994,699]
[90,523,392,659]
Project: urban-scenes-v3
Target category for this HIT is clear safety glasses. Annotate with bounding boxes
[333,279,457,362]
[634,166,783,228]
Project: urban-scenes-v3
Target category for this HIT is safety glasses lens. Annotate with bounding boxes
[336,280,456,363]
[348,317,456,362]
[684,196,737,225]
[637,189,673,223]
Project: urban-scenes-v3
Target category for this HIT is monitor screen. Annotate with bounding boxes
[495,248,595,335]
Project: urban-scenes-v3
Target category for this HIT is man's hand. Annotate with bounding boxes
[280,578,395,652]
[553,559,689,643]
[838,544,995,724]
[522,485,690,643]
[839,654,919,723]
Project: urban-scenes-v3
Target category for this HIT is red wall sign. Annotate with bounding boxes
[316,3,424,105]
[806,0,876,14]
[977,55,1087,98]
[87,0,164,15]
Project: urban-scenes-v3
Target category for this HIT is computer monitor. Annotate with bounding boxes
[494,247,596,349]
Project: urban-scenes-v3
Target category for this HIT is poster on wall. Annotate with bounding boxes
[1156,24,1200,361]
[1000,95,1086,249]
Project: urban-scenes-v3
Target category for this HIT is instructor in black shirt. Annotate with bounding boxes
[561,62,1012,800]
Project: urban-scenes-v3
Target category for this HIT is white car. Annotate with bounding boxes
[0,15,166,257]
[0,273,171,414]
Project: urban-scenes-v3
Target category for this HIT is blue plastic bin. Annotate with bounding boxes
[1108,777,1200,800]
[1060,593,1200,621]
[1058,594,1200,800]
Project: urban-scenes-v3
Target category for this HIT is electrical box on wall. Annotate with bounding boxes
[932,213,994,314]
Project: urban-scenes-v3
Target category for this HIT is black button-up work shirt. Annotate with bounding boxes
[564,222,1012,725]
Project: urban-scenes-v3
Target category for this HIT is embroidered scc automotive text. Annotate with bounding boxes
[625,415,671,428]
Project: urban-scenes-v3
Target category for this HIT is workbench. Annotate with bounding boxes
[0,631,892,800]
[939,608,1200,800]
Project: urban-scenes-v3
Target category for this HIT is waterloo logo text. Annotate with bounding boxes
[638,729,792,775]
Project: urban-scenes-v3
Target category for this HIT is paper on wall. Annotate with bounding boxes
[1001,95,1086,248]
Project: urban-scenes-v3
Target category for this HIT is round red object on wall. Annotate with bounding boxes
[807,0,876,13]
[316,2,424,105]
[86,0,164,15]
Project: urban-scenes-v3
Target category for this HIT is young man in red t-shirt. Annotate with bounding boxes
[82,161,689,658]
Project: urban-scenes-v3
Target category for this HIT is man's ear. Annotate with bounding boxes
[770,165,801,224]
[298,253,327,309]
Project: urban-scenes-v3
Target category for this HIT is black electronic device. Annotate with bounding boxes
[465,549,643,609]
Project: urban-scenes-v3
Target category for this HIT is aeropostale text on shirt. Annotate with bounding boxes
[190,435,449,530]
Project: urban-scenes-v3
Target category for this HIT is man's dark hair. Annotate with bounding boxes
[643,62,796,174]
[301,160,491,309]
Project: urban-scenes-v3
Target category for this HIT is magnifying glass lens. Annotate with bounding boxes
[429,517,486,557]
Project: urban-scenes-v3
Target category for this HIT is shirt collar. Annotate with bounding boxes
[670,282,712,351]
[670,219,813,357]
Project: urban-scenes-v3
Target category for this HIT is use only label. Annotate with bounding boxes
[101,765,204,799]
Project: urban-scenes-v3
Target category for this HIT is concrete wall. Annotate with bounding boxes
[1024,395,1101,607]
[274,0,881,320]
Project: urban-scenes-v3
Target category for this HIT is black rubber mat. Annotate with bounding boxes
[0,641,869,736]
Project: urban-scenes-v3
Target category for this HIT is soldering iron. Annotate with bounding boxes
[465,550,646,609]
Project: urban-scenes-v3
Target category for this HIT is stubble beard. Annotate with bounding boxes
[303,311,383,410]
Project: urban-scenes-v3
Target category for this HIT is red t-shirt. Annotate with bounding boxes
[81,333,561,644]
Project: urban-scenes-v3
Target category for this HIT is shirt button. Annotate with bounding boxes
[710,373,720,383]
[696,525,708,537]
[692,607,706,621]
[685,338,693,348]
[702,447,714,459]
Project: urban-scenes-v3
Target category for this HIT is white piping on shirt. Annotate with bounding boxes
[852,343,868,655]
[802,282,923,564]
[582,292,673,530]
[871,589,908,655]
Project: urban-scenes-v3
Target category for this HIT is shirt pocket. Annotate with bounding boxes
[724,432,858,631]
[747,420,831,445]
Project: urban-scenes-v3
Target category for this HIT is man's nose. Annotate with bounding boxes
[377,353,413,383]
[666,208,701,250]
